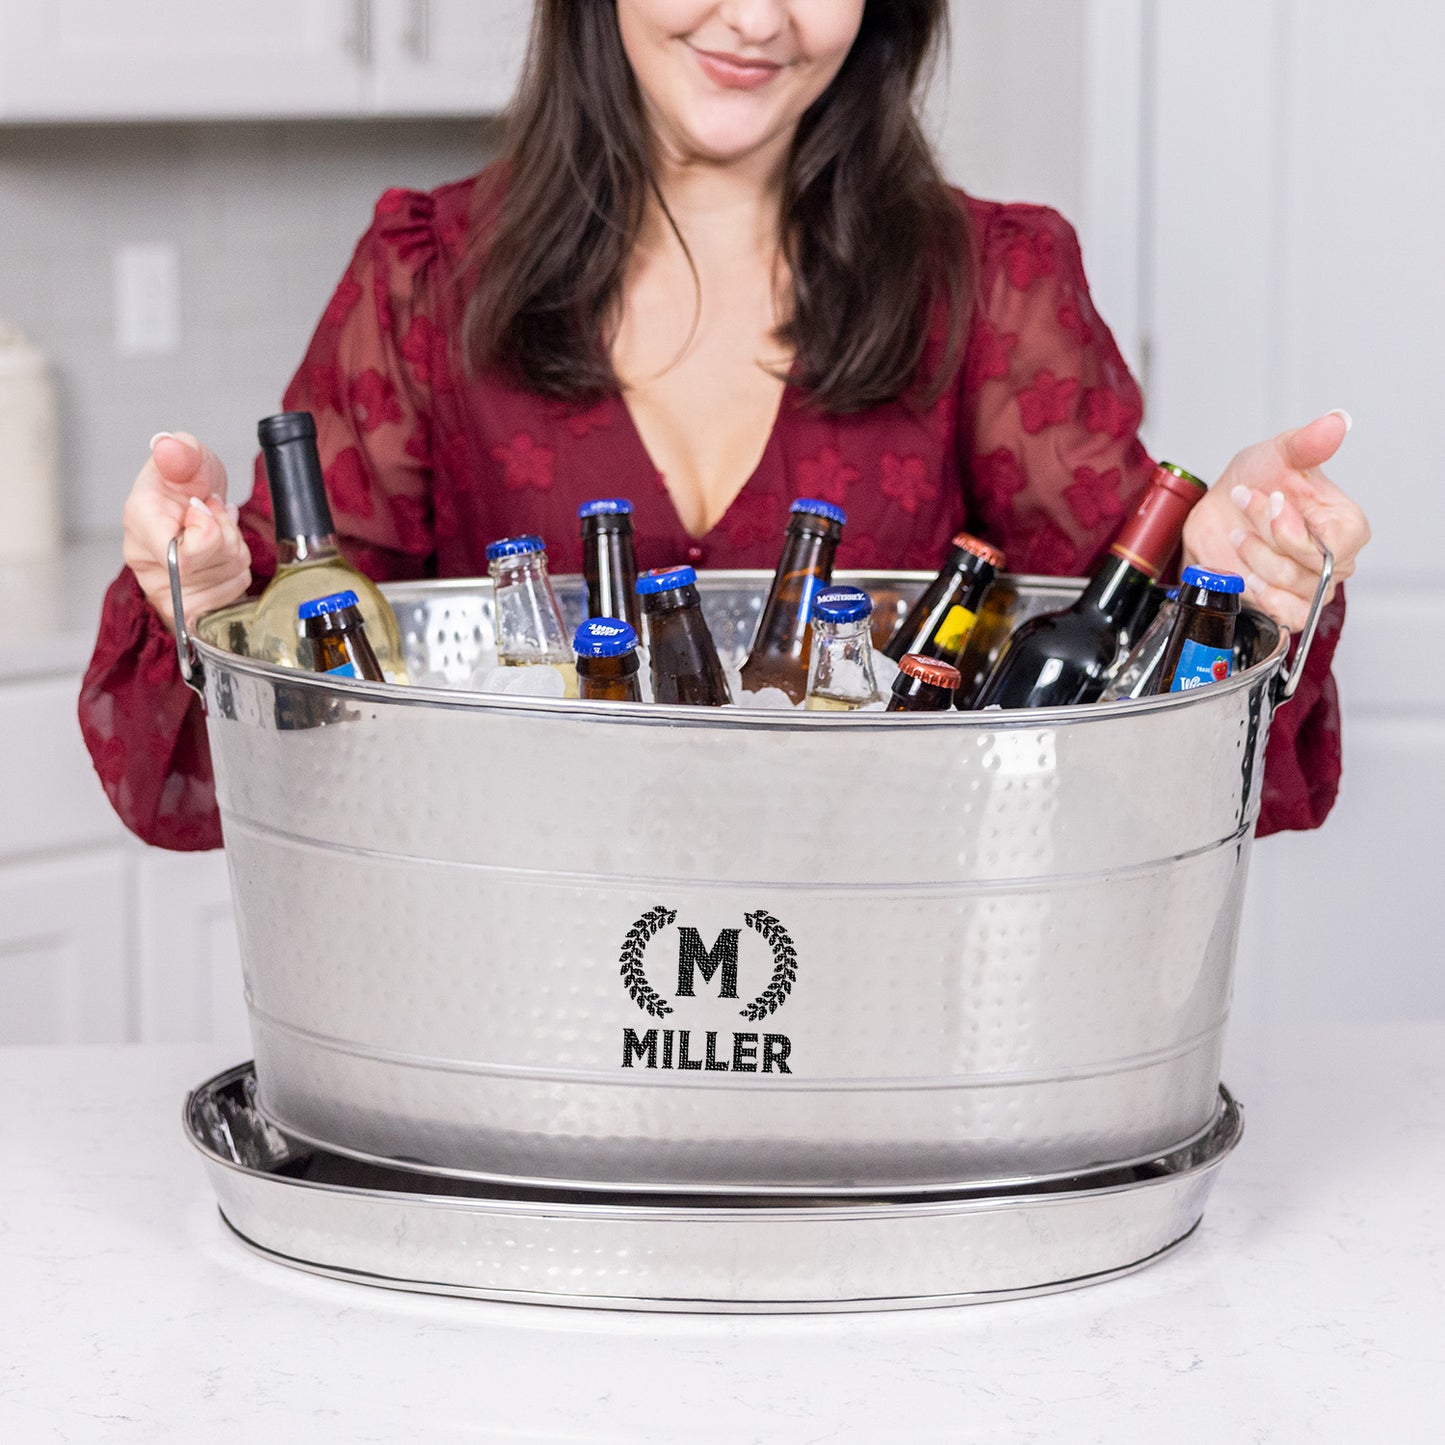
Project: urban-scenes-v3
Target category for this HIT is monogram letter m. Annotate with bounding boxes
[675,927,741,999]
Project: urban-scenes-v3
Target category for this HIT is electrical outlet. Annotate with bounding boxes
[114,243,181,356]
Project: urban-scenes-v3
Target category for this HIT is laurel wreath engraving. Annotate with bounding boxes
[739,910,798,1022]
[619,905,677,1017]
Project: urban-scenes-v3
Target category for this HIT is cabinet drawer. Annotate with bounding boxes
[0,674,126,858]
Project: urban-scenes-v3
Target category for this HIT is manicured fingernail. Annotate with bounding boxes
[1329,408,1353,432]
[149,431,175,450]
[1244,572,1262,596]
[1230,485,1254,512]
[1269,491,1285,520]
[225,503,239,524]
[188,495,208,510]
[1228,528,1247,550]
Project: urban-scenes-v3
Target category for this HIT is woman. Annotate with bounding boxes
[81,0,1369,851]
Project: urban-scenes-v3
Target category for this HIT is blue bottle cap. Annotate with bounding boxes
[811,584,873,624]
[485,534,546,563]
[636,565,697,595]
[578,498,634,519]
[573,617,639,658]
[297,590,360,620]
[1180,565,1246,596]
[791,497,847,527]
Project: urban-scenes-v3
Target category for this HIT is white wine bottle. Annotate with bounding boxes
[248,412,407,681]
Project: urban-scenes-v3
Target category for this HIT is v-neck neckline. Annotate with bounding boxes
[615,379,793,542]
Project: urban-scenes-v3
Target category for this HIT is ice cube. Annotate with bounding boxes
[473,665,514,694]
[741,686,796,710]
[500,665,568,698]
[471,663,567,698]
[873,652,901,694]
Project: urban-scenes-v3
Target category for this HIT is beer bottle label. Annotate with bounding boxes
[932,604,977,654]
[325,661,359,679]
[1169,638,1232,693]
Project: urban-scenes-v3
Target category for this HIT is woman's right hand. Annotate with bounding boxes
[122,431,252,628]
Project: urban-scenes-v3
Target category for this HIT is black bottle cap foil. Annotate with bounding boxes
[258,411,335,542]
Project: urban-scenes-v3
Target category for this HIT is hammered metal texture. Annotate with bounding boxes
[187,1063,1242,1311]
[195,573,1284,1192]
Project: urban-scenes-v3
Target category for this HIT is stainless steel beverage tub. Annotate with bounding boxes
[186,1061,1244,1311]
[172,556,1328,1195]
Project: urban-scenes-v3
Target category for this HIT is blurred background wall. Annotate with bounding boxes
[0,1,1433,1056]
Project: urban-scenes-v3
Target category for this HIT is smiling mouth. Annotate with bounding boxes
[691,47,786,92]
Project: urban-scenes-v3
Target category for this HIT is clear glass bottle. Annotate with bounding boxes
[805,585,882,711]
[297,590,385,682]
[1098,588,1179,702]
[573,617,643,703]
[487,534,577,697]
[737,498,846,703]
[248,411,407,680]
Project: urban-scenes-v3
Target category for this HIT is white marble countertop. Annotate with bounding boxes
[1,1029,1440,1444]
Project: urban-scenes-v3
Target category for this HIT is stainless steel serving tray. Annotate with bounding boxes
[187,1062,1244,1313]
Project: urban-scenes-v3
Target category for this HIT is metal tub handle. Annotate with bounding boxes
[1271,526,1334,707]
[167,531,205,699]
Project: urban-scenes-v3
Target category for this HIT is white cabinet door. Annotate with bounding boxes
[370,0,529,116]
[1144,0,1444,1029]
[135,849,249,1052]
[0,673,128,861]
[0,851,130,1044]
[0,0,368,121]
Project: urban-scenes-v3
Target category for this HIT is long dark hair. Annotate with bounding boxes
[465,0,971,414]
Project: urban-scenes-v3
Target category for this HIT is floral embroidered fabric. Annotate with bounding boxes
[79,172,1345,850]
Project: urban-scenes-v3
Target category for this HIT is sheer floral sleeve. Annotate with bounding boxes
[78,189,442,850]
[959,199,1344,836]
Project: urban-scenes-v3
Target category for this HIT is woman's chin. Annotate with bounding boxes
[665,107,792,167]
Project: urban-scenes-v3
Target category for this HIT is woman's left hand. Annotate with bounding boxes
[1182,410,1370,633]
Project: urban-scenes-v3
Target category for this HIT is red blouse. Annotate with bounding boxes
[79,171,1345,851]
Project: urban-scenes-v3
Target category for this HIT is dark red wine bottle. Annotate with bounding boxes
[972,464,1207,710]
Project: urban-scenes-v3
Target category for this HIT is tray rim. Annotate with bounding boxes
[247,1071,1235,1201]
[213,1209,1206,1314]
[186,1061,1244,1221]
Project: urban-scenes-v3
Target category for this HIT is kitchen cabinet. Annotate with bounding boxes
[134,849,249,1051]
[0,0,528,122]
[0,851,129,1043]
[371,0,531,116]
[0,544,245,1047]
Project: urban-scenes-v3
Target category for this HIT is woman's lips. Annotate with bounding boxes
[692,47,785,91]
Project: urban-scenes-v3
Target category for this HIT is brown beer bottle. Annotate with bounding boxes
[296,590,385,682]
[737,498,846,703]
[573,617,643,702]
[1153,566,1244,694]
[973,463,1208,710]
[636,566,732,706]
[579,498,640,631]
[886,654,961,712]
[883,531,1005,666]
